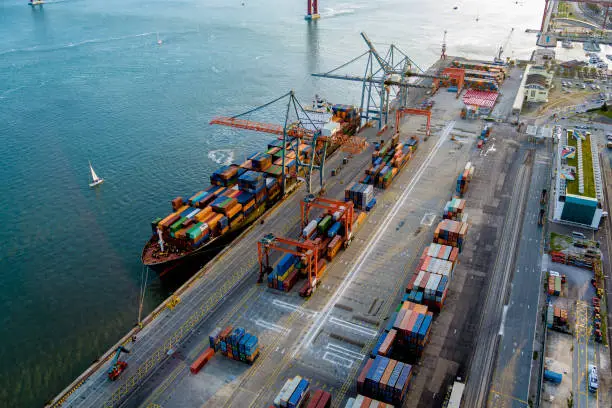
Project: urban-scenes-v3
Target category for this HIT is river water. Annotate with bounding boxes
[0,0,541,406]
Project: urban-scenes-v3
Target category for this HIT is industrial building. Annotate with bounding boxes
[512,65,554,114]
[553,127,605,228]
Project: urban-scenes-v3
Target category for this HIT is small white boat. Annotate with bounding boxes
[156,32,163,45]
[28,1,44,5]
[89,162,104,187]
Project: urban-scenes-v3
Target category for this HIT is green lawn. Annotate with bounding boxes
[565,133,596,198]
[598,109,612,119]
[550,232,573,252]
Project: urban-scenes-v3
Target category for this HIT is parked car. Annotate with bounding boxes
[588,365,598,393]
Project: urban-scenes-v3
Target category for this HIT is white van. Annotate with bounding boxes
[572,231,586,240]
[588,365,598,392]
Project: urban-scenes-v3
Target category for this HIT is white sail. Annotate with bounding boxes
[90,163,100,182]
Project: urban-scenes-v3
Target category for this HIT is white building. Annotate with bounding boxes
[512,65,554,114]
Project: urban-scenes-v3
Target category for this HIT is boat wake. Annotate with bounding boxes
[208,149,234,166]
[0,32,157,56]
[320,3,365,18]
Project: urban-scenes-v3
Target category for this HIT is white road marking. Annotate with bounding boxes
[326,343,366,360]
[255,319,290,335]
[322,352,354,368]
[272,299,318,317]
[329,317,378,337]
[291,121,454,358]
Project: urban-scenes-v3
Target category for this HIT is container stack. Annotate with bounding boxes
[238,171,265,193]
[361,136,418,189]
[455,162,475,197]
[356,355,413,406]
[208,326,259,364]
[305,389,332,408]
[553,306,568,327]
[547,275,562,296]
[345,182,374,211]
[443,198,467,221]
[343,396,394,408]
[268,253,299,292]
[327,235,343,261]
[210,165,244,187]
[392,301,433,358]
[250,153,273,171]
[273,376,310,408]
[433,220,468,252]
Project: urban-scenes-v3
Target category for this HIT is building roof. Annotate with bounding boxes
[462,89,499,108]
[526,73,550,87]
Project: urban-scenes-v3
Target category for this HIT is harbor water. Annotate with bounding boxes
[0,0,540,406]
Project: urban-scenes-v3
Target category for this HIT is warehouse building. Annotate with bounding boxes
[553,127,605,228]
[512,65,554,114]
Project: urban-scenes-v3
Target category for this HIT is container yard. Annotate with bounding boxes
[51,56,537,408]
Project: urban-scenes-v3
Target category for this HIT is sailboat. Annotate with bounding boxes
[89,162,104,187]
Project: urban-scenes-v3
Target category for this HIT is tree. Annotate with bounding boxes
[589,67,597,77]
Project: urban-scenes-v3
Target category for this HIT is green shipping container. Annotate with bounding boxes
[151,217,163,227]
[170,217,188,232]
[554,277,561,293]
[265,165,283,176]
[318,215,332,233]
[186,222,205,239]
[383,171,393,182]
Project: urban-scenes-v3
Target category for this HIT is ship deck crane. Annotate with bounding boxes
[210,91,326,194]
[312,33,441,130]
[108,346,130,381]
[494,28,514,65]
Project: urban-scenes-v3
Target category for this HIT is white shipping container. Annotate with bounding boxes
[274,378,294,408]
[353,395,365,407]
[279,376,302,408]
[344,397,355,408]
[413,270,426,288]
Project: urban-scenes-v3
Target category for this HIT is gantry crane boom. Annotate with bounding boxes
[495,28,514,63]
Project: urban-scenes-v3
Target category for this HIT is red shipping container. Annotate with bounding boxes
[361,396,373,408]
[357,358,374,393]
[307,389,323,408]
[315,391,332,408]
[190,348,215,374]
[406,273,418,293]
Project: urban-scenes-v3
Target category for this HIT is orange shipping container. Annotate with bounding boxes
[195,206,213,222]
[226,203,243,219]
[190,348,215,374]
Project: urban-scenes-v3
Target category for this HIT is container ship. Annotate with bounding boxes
[142,103,360,275]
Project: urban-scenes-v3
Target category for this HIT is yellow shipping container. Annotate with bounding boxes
[195,206,213,222]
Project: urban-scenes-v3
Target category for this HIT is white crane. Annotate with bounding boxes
[494,28,514,65]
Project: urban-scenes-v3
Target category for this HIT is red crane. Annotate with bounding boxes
[395,108,432,139]
[300,195,355,245]
[306,0,320,20]
[257,234,320,289]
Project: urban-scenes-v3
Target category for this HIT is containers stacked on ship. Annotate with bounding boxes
[268,253,299,292]
[210,164,245,187]
[274,376,310,408]
[443,198,467,221]
[455,162,475,197]
[356,355,413,406]
[433,220,468,252]
[331,104,360,136]
[208,326,260,364]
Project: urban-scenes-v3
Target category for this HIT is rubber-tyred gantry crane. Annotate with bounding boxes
[395,108,431,139]
[312,33,441,130]
[300,194,354,245]
[257,234,320,289]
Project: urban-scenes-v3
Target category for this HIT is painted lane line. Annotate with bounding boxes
[255,319,290,335]
[326,343,365,360]
[272,299,318,317]
[291,122,454,359]
[329,317,378,337]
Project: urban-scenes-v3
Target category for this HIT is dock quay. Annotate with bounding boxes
[50,57,547,408]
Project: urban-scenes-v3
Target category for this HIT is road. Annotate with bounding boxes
[488,142,553,408]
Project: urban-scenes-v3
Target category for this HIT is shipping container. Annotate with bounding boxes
[190,348,215,374]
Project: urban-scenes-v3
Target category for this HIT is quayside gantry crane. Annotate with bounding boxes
[312,32,441,130]
[210,91,326,194]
